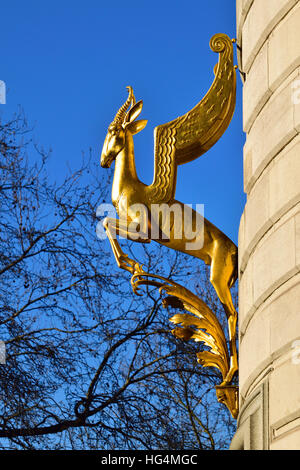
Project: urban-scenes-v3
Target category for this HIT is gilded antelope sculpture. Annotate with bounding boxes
[100,33,238,387]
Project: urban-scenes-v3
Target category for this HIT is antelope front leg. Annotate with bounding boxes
[103,217,149,274]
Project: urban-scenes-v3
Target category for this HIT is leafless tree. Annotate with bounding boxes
[0,112,236,450]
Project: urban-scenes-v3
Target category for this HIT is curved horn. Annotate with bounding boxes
[113,86,135,126]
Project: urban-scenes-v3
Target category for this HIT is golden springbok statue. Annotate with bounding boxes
[100,33,238,386]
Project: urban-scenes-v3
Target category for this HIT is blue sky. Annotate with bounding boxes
[1,0,245,244]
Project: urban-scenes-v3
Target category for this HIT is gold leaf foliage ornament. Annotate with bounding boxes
[130,270,238,419]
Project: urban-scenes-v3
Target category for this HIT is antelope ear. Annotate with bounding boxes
[126,100,143,123]
[126,119,148,135]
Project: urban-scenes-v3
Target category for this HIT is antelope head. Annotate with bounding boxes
[101,86,148,168]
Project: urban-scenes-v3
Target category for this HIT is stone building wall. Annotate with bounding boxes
[233,0,300,450]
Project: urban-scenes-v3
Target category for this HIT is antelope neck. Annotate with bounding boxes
[112,133,138,203]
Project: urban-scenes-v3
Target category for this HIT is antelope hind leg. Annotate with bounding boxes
[210,242,238,385]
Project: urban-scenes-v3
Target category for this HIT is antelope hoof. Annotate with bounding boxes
[118,254,145,276]
[221,365,238,387]
[133,262,146,276]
